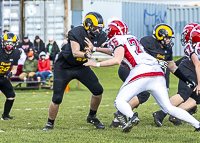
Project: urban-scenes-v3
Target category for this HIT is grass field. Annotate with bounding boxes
[1,57,200,143]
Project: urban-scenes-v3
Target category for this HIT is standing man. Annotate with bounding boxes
[84,21,200,133]
[43,12,107,131]
[45,38,60,64]
[0,33,20,120]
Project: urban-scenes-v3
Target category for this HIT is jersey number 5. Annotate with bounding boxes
[127,37,143,55]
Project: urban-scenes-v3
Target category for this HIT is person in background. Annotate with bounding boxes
[17,35,33,54]
[19,52,38,81]
[28,47,38,60]
[35,51,52,86]
[45,38,60,64]
[33,35,45,57]
[9,48,27,82]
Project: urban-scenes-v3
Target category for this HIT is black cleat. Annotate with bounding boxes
[87,114,105,129]
[114,111,127,127]
[188,106,198,115]
[1,114,13,120]
[121,112,140,133]
[109,121,122,128]
[43,122,54,131]
[169,115,184,126]
[194,127,200,132]
[152,111,164,127]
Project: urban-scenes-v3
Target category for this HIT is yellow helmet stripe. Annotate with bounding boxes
[155,25,172,40]
[13,35,17,42]
[84,14,98,30]
[4,34,8,41]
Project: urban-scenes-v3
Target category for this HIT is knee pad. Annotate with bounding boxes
[6,93,15,98]
[137,91,150,104]
[91,84,103,96]
[52,96,63,104]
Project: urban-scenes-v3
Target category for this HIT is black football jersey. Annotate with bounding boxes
[140,36,173,61]
[0,48,20,76]
[56,26,107,69]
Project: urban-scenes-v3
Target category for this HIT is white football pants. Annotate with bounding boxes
[114,64,200,128]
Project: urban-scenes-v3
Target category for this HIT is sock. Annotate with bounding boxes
[89,109,97,116]
[48,118,55,125]
[3,99,14,115]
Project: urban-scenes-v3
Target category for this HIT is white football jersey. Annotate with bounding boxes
[107,35,158,70]
[184,42,200,60]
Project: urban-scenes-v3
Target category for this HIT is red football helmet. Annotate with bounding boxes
[190,25,200,48]
[111,20,128,35]
[181,23,199,46]
[106,20,128,40]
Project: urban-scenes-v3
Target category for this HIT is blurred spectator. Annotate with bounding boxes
[16,48,27,75]
[35,51,52,86]
[45,38,60,63]
[17,35,33,54]
[19,52,38,81]
[28,47,39,60]
[33,35,45,56]
[61,39,68,49]
[9,48,27,81]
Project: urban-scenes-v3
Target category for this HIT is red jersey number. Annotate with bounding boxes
[184,44,192,56]
[127,37,143,55]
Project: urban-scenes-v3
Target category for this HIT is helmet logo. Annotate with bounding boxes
[155,25,173,40]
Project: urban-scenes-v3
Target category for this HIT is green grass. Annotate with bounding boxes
[1,58,200,143]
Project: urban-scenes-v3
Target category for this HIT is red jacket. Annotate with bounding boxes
[38,58,51,72]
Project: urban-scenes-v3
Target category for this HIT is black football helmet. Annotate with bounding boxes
[153,23,175,48]
[83,12,104,38]
[1,32,18,53]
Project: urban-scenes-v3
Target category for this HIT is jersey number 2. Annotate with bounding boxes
[127,37,143,55]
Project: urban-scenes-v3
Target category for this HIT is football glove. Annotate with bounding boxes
[158,60,168,73]
[186,80,197,89]
[7,71,12,79]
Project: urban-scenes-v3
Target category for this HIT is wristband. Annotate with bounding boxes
[84,53,88,58]
[93,47,96,52]
[96,62,100,67]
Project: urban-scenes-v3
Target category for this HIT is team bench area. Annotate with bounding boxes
[10,75,53,90]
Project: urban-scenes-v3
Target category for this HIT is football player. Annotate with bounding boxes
[153,23,200,127]
[84,21,200,132]
[43,12,107,131]
[0,32,20,120]
[109,23,197,127]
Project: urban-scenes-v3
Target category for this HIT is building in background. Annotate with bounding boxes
[0,0,200,56]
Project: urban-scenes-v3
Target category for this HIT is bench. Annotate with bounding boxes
[10,75,53,90]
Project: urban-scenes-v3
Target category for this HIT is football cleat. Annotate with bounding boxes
[168,115,184,126]
[43,122,54,131]
[109,120,122,128]
[194,127,200,132]
[1,114,13,120]
[152,111,165,127]
[114,111,127,127]
[121,112,140,133]
[87,114,105,129]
